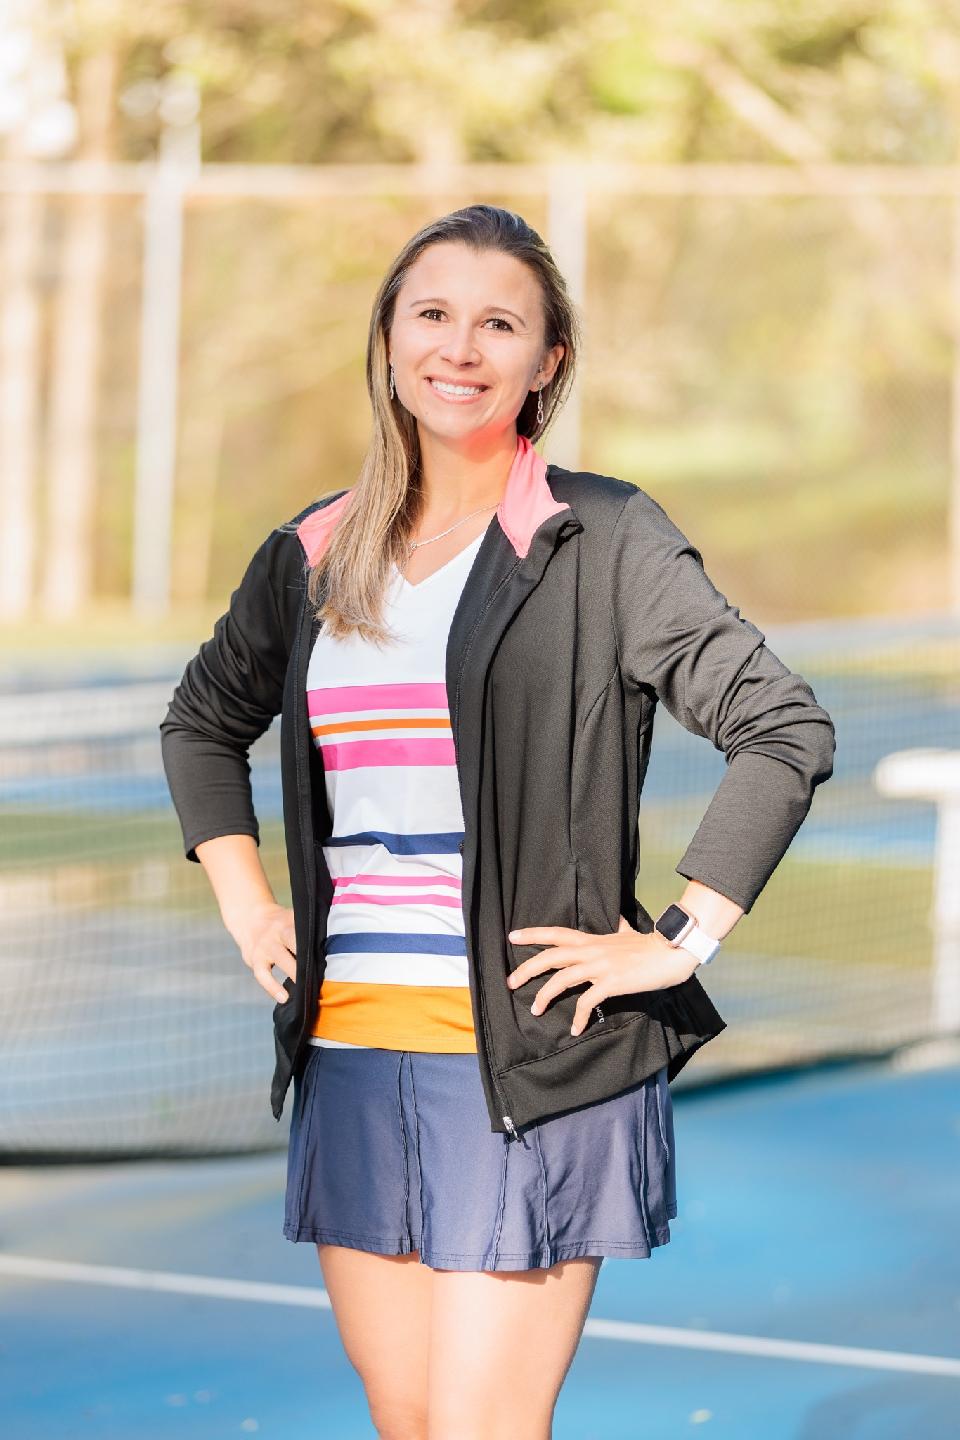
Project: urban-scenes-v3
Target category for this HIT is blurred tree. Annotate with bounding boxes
[61,0,957,167]
[23,0,960,620]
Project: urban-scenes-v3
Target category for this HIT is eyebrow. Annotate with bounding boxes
[408,296,527,326]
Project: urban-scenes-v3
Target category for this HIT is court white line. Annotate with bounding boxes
[583,1318,960,1377]
[2,1253,958,1379]
[0,1254,332,1312]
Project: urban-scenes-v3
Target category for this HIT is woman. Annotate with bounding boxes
[160,204,836,1439]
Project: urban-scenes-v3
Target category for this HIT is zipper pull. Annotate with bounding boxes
[503,1115,520,1142]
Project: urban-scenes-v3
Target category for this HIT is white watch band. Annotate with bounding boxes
[679,924,721,966]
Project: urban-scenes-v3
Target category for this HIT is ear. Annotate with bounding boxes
[540,341,565,386]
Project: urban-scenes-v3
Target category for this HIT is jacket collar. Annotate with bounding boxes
[295,433,569,565]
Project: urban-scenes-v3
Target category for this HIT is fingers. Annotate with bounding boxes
[571,985,608,1037]
[240,906,298,1004]
[529,966,592,1015]
[507,949,572,990]
[254,962,292,1005]
[508,925,581,944]
[268,940,297,987]
[507,935,593,991]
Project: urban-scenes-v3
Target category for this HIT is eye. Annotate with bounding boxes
[418,309,514,332]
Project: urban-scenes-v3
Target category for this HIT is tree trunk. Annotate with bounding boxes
[0,137,43,622]
[40,47,118,618]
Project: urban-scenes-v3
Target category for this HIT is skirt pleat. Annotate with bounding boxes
[282,1044,677,1272]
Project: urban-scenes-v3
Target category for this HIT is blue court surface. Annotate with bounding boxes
[1,1051,957,1440]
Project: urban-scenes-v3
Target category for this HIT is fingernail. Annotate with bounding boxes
[508,930,519,941]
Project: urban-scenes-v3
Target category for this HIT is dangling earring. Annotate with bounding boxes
[389,363,396,401]
[536,381,544,427]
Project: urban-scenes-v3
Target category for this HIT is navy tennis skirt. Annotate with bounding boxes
[282,1043,677,1272]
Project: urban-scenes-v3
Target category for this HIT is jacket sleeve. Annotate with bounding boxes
[159,528,294,863]
[608,487,836,913]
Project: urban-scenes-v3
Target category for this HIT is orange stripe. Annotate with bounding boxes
[312,980,477,1052]
[311,716,450,737]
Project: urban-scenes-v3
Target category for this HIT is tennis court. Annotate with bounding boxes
[1,625,958,1437]
[2,1047,958,1439]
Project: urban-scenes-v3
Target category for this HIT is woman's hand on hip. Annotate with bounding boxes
[234,901,298,1004]
[506,914,699,1037]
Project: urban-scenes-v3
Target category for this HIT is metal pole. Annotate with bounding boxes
[131,98,199,619]
[951,191,960,617]
[932,793,960,1033]
[546,164,587,472]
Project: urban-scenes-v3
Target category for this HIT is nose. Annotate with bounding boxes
[437,323,482,368]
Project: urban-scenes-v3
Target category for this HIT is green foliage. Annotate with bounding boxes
[64,1,960,165]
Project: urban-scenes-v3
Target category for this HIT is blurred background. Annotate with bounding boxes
[0,1,958,1157]
[3,6,960,1438]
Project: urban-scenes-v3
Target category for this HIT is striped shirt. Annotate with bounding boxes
[305,531,485,1052]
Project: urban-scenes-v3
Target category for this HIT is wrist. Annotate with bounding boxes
[653,901,722,967]
[649,928,701,980]
[223,894,280,950]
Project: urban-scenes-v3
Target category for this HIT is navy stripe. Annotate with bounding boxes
[323,829,464,854]
[325,932,468,956]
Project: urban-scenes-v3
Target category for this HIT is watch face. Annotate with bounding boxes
[656,904,692,942]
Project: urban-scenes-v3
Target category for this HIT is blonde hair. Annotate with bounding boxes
[290,203,582,646]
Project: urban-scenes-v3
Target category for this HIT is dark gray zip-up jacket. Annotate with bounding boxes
[159,456,836,1138]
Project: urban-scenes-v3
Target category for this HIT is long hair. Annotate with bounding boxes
[285,204,582,646]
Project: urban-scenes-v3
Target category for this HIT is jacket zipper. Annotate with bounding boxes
[461,844,520,1141]
[291,589,318,1074]
[485,989,520,1139]
[453,556,524,1143]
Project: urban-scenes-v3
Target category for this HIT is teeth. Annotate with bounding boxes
[430,379,484,396]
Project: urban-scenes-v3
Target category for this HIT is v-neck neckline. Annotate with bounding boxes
[391,530,486,593]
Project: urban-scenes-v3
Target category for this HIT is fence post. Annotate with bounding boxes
[546,164,586,472]
[131,83,200,619]
[873,748,960,1035]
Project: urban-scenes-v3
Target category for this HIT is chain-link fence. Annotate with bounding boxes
[2,164,958,1154]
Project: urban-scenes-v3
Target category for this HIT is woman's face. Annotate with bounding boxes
[387,241,564,449]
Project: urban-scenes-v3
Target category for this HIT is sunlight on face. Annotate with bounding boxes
[388,241,563,447]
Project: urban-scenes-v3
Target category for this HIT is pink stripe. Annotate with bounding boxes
[331,892,463,909]
[319,738,456,770]
[334,873,461,889]
[307,682,448,716]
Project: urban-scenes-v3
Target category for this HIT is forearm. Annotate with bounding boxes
[674,878,744,941]
[194,833,279,946]
[609,488,836,915]
[674,743,833,914]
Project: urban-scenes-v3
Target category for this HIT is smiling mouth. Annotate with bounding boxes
[426,377,490,398]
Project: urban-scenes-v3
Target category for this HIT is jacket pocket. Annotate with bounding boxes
[504,855,631,1056]
[273,840,330,1061]
[273,973,305,1056]
[572,855,667,1030]
[574,854,617,935]
[501,857,592,1058]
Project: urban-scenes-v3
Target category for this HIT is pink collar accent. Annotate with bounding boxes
[295,433,567,566]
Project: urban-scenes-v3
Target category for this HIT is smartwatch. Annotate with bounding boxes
[654,902,721,967]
